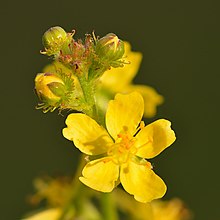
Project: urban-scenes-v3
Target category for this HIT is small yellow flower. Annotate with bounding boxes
[63,92,176,203]
[151,199,192,220]
[99,42,163,117]
[24,208,61,220]
[29,176,72,207]
[113,189,192,220]
[35,73,64,104]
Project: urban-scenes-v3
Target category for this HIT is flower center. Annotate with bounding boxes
[107,131,137,165]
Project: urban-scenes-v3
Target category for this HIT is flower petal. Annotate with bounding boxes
[135,119,176,159]
[79,157,119,192]
[123,85,164,118]
[25,208,61,220]
[106,92,144,140]
[63,113,113,155]
[100,42,142,92]
[120,161,167,203]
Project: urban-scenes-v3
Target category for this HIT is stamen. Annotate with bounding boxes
[146,161,153,169]
[134,121,145,136]
[139,121,145,129]
[103,158,112,163]
[108,132,137,165]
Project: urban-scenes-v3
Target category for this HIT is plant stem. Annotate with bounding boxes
[78,76,96,116]
[77,76,103,125]
[58,154,86,220]
[101,193,119,220]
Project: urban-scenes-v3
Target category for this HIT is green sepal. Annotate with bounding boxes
[47,82,66,97]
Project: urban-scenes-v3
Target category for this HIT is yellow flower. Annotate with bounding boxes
[24,208,61,220]
[35,73,64,104]
[63,92,176,203]
[99,42,163,117]
[113,189,192,220]
[29,176,72,207]
[151,199,192,220]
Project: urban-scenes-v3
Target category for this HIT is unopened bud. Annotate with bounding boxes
[41,26,72,56]
[96,33,125,61]
[35,73,65,105]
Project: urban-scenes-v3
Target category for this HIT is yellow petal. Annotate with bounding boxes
[79,157,119,192]
[120,161,167,203]
[124,85,164,118]
[25,208,61,220]
[135,119,176,159]
[106,92,144,140]
[63,113,113,155]
[100,42,142,92]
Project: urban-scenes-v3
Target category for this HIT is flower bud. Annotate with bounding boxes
[96,33,125,61]
[35,73,65,105]
[41,26,72,56]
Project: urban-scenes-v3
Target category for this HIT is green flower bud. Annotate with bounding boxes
[96,33,125,61]
[41,26,72,56]
[35,73,65,106]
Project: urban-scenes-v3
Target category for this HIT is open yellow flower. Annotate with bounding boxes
[63,92,176,203]
[99,42,164,118]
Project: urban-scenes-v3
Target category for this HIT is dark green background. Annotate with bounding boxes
[1,1,219,219]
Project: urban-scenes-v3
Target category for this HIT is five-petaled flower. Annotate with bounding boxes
[63,92,176,203]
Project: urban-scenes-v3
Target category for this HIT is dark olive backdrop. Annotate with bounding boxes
[1,1,219,219]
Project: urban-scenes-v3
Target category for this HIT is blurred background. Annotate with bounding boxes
[1,0,219,219]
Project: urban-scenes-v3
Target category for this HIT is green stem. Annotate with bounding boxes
[70,154,87,194]
[58,154,86,220]
[78,77,95,116]
[77,76,102,124]
[101,193,119,220]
